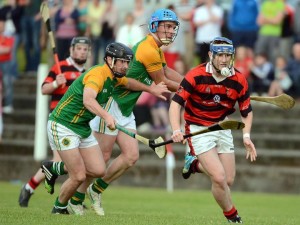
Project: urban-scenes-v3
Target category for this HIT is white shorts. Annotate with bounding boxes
[186,124,235,156]
[89,97,136,136]
[47,120,98,151]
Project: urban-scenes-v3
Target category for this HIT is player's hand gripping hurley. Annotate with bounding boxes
[116,120,244,159]
[40,2,65,88]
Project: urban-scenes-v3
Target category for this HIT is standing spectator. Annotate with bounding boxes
[268,55,293,96]
[86,0,106,65]
[174,0,195,69]
[193,0,223,63]
[54,0,80,60]
[0,0,24,79]
[132,0,151,35]
[97,0,118,64]
[227,0,259,55]
[294,0,300,42]
[279,0,295,60]
[18,37,91,207]
[116,12,144,49]
[77,0,89,36]
[254,0,285,64]
[0,17,14,114]
[21,0,43,74]
[169,37,256,224]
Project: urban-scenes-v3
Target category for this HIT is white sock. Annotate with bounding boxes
[25,183,34,194]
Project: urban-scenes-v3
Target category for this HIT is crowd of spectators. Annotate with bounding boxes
[0,0,300,132]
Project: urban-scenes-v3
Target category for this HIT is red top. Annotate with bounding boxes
[172,63,252,127]
[42,57,85,111]
[0,35,14,62]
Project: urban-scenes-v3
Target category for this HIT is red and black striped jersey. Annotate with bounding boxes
[172,63,252,126]
[42,57,85,111]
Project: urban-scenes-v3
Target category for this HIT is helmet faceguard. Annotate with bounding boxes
[104,42,133,78]
[148,9,179,45]
[209,37,235,77]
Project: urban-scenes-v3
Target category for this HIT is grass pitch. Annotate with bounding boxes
[1,181,299,225]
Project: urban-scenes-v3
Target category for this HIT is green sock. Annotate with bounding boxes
[54,197,67,208]
[92,178,109,194]
[51,162,66,175]
[70,191,85,205]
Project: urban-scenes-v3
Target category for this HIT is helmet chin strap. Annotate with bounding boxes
[151,33,172,46]
[105,58,125,78]
[210,56,233,77]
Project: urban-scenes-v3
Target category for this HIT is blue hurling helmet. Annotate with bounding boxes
[210,37,235,56]
[148,8,179,33]
[209,37,235,76]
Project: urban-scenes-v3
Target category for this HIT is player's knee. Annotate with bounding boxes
[212,173,227,186]
[70,172,86,184]
[124,151,139,167]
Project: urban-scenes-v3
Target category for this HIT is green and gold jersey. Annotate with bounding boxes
[49,64,128,138]
[112,34,166,117]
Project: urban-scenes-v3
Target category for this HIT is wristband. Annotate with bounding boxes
[243,133,250,139]
[172,129,182,135]
[52,80,58,89]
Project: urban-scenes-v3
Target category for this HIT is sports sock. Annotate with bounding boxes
[223,206,238,220]
[51,162,66,175]
[27,177,40,193]
[70,191,85,205]
[191,160,202,173]
[92,178,109,194]
[54,197,68,208]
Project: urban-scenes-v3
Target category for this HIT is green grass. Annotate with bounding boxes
[1,181,299,225]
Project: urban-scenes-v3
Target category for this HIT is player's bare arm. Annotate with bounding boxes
[241,111,257,162]
[149,68,180,92]
[169,101,185,143]
[125,78,170,100]
[164,66,183,83]
[41,73,66,95]
[83,87,116,130]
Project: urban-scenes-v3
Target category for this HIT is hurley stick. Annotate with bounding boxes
[250,93,295,110]
[40,2,65,88]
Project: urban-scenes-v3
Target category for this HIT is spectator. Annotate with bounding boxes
[20,0,43,74]
[77,0,89,36]
[97,0,118,64]
[250,53,274,95]
[294,0,300,42]
[174,0,195,69]
[193,0,224,63]
[116,12,144,49]
[54,0,80,60]
[285,42,300,98]
[86,0,106,65]
[254,0,285,64]
[0,0,24,79]
[234,45,253,80]
[227,0,259,55]
[0,17,15,114]
[268,55,293,96]
[132,0,151,35]
[279,0,295,60]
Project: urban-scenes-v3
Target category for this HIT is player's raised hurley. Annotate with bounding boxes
[250,93,295,110]
[40,2,65,88]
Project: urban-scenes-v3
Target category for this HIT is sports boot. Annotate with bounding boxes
[41,161,58,194]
